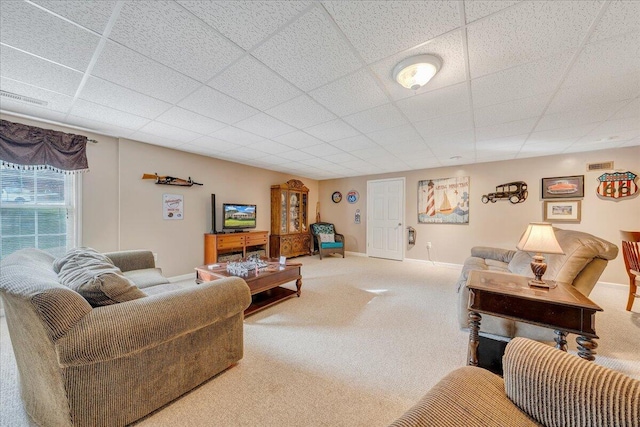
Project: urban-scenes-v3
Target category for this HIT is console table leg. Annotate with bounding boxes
[467,311,481,367]
[296,278,302,297]
[576,336,597,361]
[554,330,568,351]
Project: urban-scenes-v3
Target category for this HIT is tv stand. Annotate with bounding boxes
[204,230,268,263]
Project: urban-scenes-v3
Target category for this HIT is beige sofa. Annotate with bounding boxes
[456,228,618,340]
[0,248,251,427]
[390,337,640,427]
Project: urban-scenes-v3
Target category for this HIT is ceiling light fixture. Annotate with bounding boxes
[393,54,442,90]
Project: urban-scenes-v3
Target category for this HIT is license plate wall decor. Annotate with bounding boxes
[596,171,638,200]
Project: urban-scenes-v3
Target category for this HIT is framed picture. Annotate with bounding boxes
[418,176,469,224]
[541,175,584,199]
[543,200,581,223]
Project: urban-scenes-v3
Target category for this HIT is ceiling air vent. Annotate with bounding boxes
[587,161,614,172]
[0,90,48,106]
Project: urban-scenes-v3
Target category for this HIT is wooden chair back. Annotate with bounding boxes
[620,230,640,311]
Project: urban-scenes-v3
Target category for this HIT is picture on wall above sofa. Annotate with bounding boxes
[418,176,470,224]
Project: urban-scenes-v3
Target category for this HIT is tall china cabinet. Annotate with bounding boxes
[270,179,311,258]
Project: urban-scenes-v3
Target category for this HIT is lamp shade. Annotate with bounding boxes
[516,222,565,254]
[393,54,442,90]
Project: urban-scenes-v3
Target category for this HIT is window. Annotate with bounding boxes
[0,166,78,260]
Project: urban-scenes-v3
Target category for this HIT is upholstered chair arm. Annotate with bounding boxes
[470,246,516,263]
[104,250,156,272]
[335,233,345,243]
[55,277,251,366]
[503,337,640,427]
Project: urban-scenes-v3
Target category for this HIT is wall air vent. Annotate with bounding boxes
[587,161,614,171]
[0,90,48,106]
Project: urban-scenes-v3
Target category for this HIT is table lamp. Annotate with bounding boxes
[516,222,565,288]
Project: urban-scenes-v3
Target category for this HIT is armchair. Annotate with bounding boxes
[310,222,345,260]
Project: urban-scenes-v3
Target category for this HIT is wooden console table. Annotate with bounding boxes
[466,270,602,366]
[204,230,268,264]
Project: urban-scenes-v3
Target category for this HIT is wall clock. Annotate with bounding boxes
[332,191,342,203]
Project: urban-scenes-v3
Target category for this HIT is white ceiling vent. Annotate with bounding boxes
[0,90,48,106]
[586,161,614,172]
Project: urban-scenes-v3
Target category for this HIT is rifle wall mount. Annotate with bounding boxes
[142,173,203,187]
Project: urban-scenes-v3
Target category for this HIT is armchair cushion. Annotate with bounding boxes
[321,242,344,249]
[55,247,146,307]
[312,223,336,235]
[319,232,335,243]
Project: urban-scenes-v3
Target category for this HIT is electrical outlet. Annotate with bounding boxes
[426,242,432,248]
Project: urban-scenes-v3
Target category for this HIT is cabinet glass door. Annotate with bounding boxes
[289,191,300,233]
[280,190,287,234]
[301,193,307,232]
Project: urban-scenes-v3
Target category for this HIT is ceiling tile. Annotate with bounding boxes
[209,126,264,145]
[369,30,467,101]
[234,113,296,138]
[548,71,640,114]
[65,115,136,138]
[304,119,360,142]
[343,103,407,133]
[188,136,240,152]
[590,1,640,43]
[464,1,523,24]
[328,135,379,152]
[256,155,295,166]
[125,132,182,148]
[517,140,573,156]
[467,1,601,78]
[471,51,573,108]
[584,116,640,139]
[367,124,421,146]
[79,77,172,119]
[31,0,117,34]
[208,56,301,110]
[563,31,640,88]
[609,98,640,121]
[110,1,243,82]
[69,99,150,130]
[349,146,392,160]
[526,124,599,144]
[177,1,311,50]
[252,7,362,91]
[476,134,528,150]
[0,46,83,96]
[323,1,459,63]
[384,139,430,155]
[475,118,537,141]
[178,85,259,124]
[322,152,359,164]
[265,95,336,128]
[396,82,470,122]
[300,143,343,157]
[245,140,293,155]
[136,121,202,144]
[274,131,324,149]
[278,150,316,161]
[309,68,389,116]
[473,93,550,128]
[423,129,475,147]
[0,1,100,71]
[92,42,201,103]
[414,111,474,139]
[1,77,74,113]
[564,139,627,154]
[155,107,227,135]
[535,100,629,133]
[0,99,68,123]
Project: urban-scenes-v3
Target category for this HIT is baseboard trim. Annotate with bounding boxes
[404,257,463,270]
[345,251,367,257]
[596,281,626,288]
[169,273,195,283]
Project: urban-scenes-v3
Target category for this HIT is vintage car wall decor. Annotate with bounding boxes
[541,175,584,199]
[481,181,528,204]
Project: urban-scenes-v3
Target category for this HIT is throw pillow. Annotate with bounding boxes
[318,233,335,243]
[55,247,146,307]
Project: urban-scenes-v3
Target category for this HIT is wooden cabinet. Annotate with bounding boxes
[270,179,311,258]
[204,230,268,264]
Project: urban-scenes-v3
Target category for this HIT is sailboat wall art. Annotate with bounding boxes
[418,176,470,224]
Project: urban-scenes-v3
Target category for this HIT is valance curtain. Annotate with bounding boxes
[0,119,89,174]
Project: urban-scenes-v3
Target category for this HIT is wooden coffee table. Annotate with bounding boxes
[195,260,302,316]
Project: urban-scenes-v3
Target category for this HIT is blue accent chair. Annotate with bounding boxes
[310,222,345,260]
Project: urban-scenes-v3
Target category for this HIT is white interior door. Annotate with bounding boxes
[367,178,405,261]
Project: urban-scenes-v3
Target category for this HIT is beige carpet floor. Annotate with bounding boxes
[1,255,639,427]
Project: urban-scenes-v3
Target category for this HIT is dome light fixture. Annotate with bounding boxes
[392,54,442,90]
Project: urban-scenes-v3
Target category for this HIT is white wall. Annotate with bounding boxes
[318,146,640,285]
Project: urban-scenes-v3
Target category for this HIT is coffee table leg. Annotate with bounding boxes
[296,278,302,297]
[468,311,481,366]
[576,336,597,361]
[554,330,568,351]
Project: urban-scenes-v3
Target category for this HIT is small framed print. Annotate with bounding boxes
[543,200,581,223]
[541,175,584,199]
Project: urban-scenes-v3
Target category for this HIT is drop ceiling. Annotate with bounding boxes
[0,0,638,180]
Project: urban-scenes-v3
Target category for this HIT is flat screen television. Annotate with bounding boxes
[223,203,257,231]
